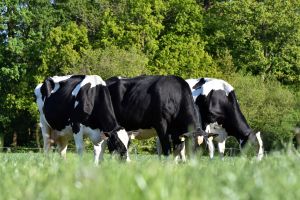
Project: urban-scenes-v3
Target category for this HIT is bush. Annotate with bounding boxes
[76,46,149,79]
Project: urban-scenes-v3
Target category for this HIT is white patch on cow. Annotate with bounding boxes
[117,129,129,150]
[74,101,79,108]
[51,75,72,83]
[72,75,106,96]
[51,75,72,94]
[256,131,264,160]
[186,78,234,99]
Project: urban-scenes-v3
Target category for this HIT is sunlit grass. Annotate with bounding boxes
[0,151,300,200]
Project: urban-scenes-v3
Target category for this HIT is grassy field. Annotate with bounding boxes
[0,151,300,200]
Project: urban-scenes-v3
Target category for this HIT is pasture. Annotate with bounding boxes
[0,151,300,200]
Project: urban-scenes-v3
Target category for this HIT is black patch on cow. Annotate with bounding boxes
[192,78,206,90]
[106,75,204,156]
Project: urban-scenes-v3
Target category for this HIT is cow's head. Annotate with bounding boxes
[105,127,130,161]
[241,131,264,160]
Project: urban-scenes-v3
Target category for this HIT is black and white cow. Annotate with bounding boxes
[34,75,130,163]
[105,75,205,161]
[186,78,264,160]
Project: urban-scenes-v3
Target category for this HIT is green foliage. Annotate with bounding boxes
[151,0,217,78]
[1,153,300,199]
[205,0,300,85]
[41,22,91,76]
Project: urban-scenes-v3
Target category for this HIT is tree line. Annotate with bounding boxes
[0,0,299,151]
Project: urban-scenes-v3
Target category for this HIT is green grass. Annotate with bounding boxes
[0,151,300,200]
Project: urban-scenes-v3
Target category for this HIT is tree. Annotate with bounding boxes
[151,0,217,78]
[40,22,91,76]
[204,0,300,85]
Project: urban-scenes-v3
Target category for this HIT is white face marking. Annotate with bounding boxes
[72,75,105,96]
[186,78,234,100]
[117,129,129,150]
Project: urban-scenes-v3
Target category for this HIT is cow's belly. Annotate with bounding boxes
[52,126,73,141]
[128,128,157,140]
[51,125,105,145]
[82,126,104,144]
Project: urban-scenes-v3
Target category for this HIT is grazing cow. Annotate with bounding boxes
[34,75,130,163]
[186,78,264,160]
[105,75,205,161]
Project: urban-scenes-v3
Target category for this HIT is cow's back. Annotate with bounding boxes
[107,75,200,134]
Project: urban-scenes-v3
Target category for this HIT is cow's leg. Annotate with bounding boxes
[207,136,215,159]
[73,129,84,157]
[56,135,69,159]
[174,140,186,163]
[93,139,107,165]
[156,121,170,156]
[157,134,171,156]
[40,117,52,153]
[218,139,226,160]
[256,132,264,161]
[156,137,162,157]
